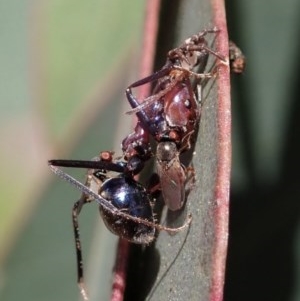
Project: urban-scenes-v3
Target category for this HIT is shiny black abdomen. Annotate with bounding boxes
[99,176,155,244]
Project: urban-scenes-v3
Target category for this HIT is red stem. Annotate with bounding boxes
[210,0,231,301]
[110,1,161,300]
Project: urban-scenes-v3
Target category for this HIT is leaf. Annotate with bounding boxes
[123,1,231,301]
[0,2,145,301]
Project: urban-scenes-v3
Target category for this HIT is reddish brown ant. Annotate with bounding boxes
[122,28,225,210]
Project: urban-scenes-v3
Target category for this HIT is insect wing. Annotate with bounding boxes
[156,155,186,211]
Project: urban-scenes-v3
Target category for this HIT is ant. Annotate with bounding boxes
[49,151,191,300]
[122,28,226,211]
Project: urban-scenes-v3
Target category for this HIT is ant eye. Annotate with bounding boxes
[184,99,191,109]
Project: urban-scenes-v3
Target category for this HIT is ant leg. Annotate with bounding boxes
[184,28,220,47]
[125,79,177,116]
[184,166,196,195]
[168,28,222,60]
[170,28,220,51]
[146,173,161,196]
[114,210,193,233]
[185,44,226,62]
[195,83,202,106]
[72,195,90,301]
[125,64,174,112]
[72,171,98,301]
[171,65,216,79]
[127,65,172,91]
[196,27,220,36]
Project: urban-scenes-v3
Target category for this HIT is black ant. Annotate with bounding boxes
[122,28,226,211]
[48,151,191,300]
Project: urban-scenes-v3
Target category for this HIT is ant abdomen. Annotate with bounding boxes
[99,176,155,244]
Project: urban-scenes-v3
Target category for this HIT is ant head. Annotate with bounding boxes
[156,141,178,163]
[157,130,181,146]
[125,155,145,176]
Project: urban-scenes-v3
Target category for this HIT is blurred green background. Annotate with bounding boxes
[1,0,300,301]
[0,1,145,300]
[226,1,300,301]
